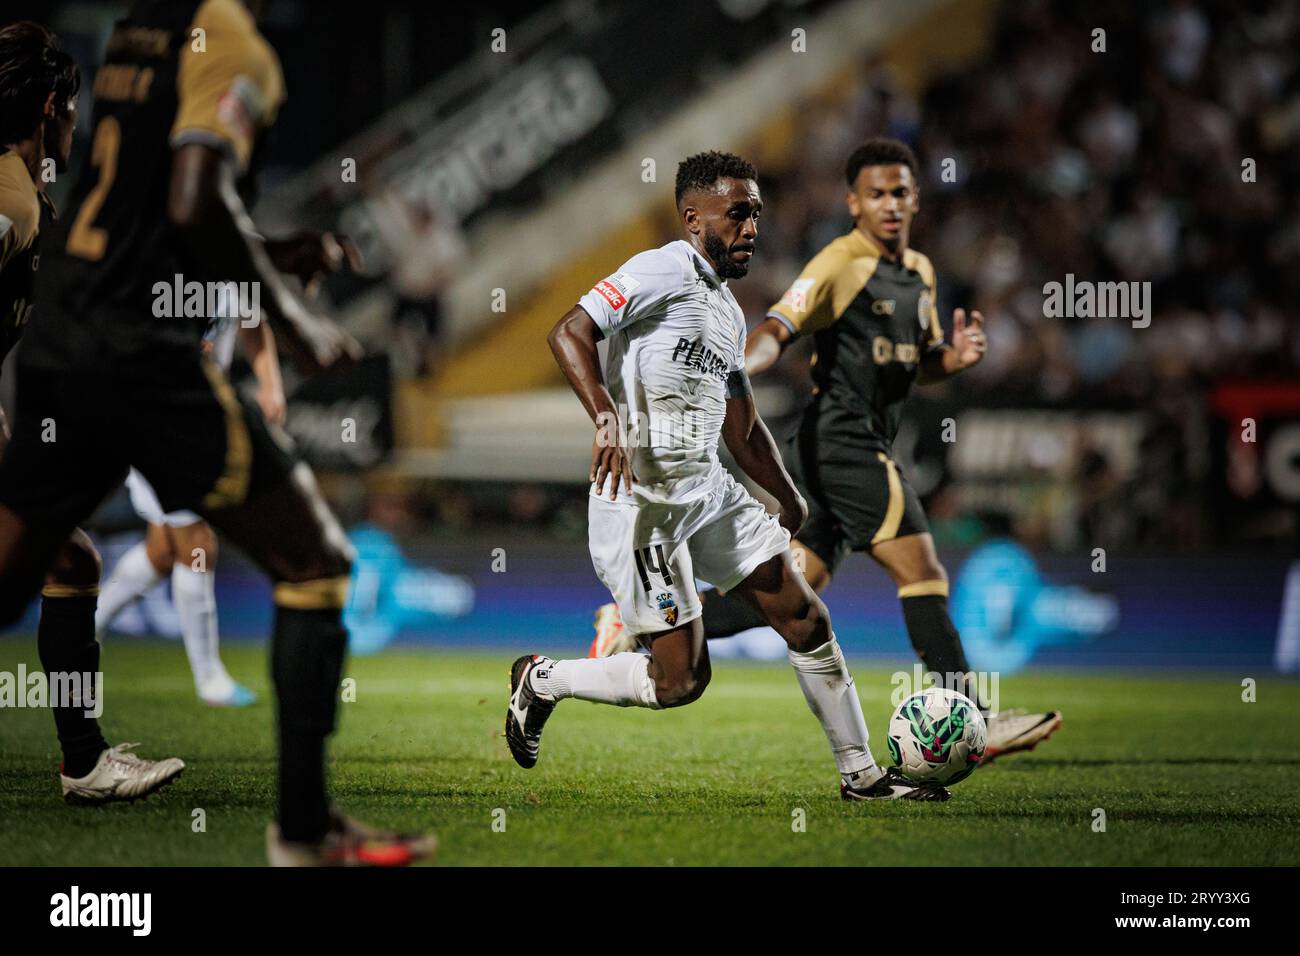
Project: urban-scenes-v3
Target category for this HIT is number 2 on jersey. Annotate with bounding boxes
[66,116,121,261]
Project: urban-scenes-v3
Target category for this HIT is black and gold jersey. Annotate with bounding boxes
[22,0,284,376]
[0,150,55,373]
[768,228,943,454]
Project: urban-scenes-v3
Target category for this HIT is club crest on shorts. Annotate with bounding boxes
[656,592,678,626]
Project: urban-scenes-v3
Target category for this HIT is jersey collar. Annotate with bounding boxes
[848,225,901,263]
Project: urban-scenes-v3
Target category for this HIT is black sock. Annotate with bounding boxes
[272,605,347,843]
[700,588,767,639]
[37,593,109,778]
[899,593,989,713]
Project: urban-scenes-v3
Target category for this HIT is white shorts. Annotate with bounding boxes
[588,473,790,637]
[125,468,202,528]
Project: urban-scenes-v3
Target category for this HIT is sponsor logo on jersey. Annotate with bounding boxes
[216,75,267,152]
[780,277,816,314]
[918,290,932,329]
[872,336,920,365]
[671,336,730,382]
[592,271,641,310]
[656,592,678,626]
[871,298,896,316]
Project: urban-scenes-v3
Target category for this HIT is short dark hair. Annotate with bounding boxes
[0,21,80,146]
[675,150,758,205]
[844,138,918,186]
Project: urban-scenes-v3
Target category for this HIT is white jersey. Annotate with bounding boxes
[202,285,240,371]
[578,240,747,505]
[204,314,238,371]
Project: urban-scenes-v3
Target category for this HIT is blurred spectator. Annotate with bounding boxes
[369,189,468,377]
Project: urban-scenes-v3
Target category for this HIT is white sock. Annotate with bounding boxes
[95,542,165,634]
[170,564,232,697]
[530,654,660,708]
[788,635,879,784]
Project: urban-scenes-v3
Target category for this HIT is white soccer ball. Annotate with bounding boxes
[887,687,987,785]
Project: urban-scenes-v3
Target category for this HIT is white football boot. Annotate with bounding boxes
[983,710,1062,761]
[61,743,185,805]
[197,674,258,708]
[841,766,951,801]
[588,603,635,658]
[505,654,559,769]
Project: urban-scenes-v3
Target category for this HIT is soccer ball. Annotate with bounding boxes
[887,687,987,785]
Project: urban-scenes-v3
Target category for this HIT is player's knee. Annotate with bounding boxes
[656,663,712,709]
[45,531,102,589]
[174,522,218,569]
[901,561,947,590]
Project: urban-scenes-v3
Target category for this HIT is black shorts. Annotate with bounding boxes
[784,422,929,575]
[0,356,297,535]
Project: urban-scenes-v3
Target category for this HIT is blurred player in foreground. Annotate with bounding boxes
[508,151,951,801]
[95,305,288,708]
[590,139,1060,760]
[0,0,433,865]
[0,20,184,804]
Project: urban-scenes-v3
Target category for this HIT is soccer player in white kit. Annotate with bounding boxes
[505,152,949,801]
[95,303,285,707]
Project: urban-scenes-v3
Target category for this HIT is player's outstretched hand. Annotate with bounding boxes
[951,308,987,369]
[267,231,363,297]
[283,308,364,377]
[590,430,636,501]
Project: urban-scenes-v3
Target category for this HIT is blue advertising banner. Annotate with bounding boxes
[81,532,1293,674]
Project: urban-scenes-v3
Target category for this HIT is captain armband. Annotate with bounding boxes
[725,368,752,399]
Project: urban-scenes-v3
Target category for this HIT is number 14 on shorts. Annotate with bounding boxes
[634,545,682,627]
[634,545,675,592]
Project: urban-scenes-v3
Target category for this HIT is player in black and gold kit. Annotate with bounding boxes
[594,140,1061,759]
[0,20,185,804]
[0,2,433,864]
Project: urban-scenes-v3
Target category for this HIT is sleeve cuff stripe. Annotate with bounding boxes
[767,311,798,336]
[170,129,242,166]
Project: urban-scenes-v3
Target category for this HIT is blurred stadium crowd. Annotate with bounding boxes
[737,0,1299,404]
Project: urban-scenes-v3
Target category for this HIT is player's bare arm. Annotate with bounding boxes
[743,315,793,376]
[916,307,986,385]
[721,375,807,535]
[547,304,635,499]
[238,321,287,425]
[167,142,361,376]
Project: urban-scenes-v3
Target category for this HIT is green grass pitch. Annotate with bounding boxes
[2,638,1298,866]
